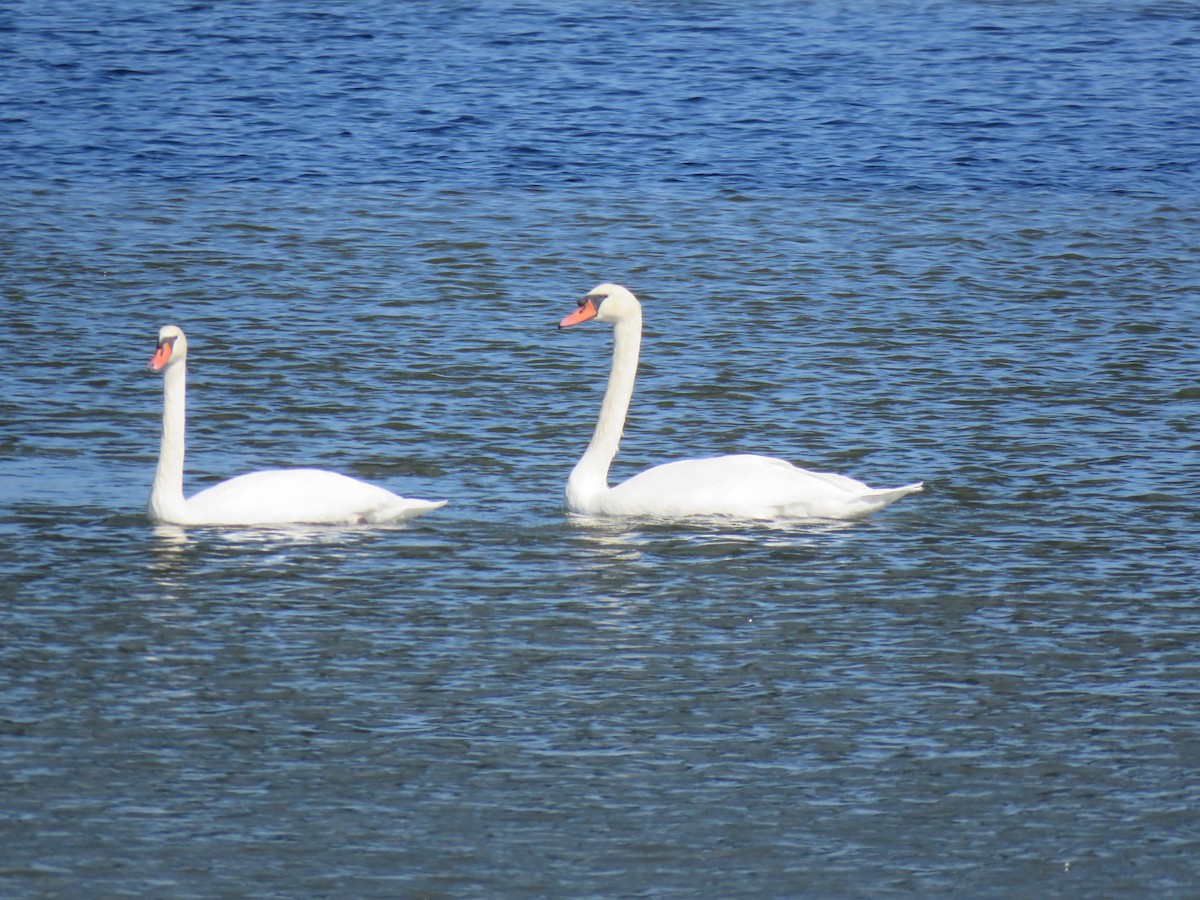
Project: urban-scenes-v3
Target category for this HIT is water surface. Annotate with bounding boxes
[2,1,1199,895]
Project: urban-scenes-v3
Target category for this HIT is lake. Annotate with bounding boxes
[2,1,1199,895]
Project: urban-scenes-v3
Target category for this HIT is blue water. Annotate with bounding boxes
[2,1,1199,896]
[5,0,1197,192]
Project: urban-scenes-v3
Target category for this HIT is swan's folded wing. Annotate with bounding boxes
[186,469,443,525]
[603,455,919,520]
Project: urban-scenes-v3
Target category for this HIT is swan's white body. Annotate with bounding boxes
[147,326,445,526]
[559,284,922,521]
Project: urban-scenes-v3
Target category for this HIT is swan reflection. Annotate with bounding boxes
[564,510,860,563]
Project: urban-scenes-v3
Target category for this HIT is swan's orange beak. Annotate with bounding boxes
[559,298,598,329]
[148,342,172,371]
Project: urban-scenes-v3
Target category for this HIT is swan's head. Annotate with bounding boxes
[559,283,640,329]
[148,325,188,372]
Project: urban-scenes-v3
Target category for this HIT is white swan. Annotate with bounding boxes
[558,284,923,521]
[147,325,446,526]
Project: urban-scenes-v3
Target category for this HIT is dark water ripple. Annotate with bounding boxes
[2,1,1198,192]
[3,0,1200,896]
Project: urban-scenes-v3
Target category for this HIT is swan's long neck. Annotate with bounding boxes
[149,362,189,521]
[567,312,641,511]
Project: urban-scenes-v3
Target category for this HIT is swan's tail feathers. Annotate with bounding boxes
[368,498,447,524]
[861,481,924,513]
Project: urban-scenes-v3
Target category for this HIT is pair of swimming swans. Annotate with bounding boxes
[148,283,921,527]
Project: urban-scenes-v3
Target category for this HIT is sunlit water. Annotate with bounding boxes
[2,1,1199,895]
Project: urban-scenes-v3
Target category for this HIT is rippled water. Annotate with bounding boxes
[3,1,1199,896]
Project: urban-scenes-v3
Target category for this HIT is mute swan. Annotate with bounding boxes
[558,284,923,520]
[146,325,446,526]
